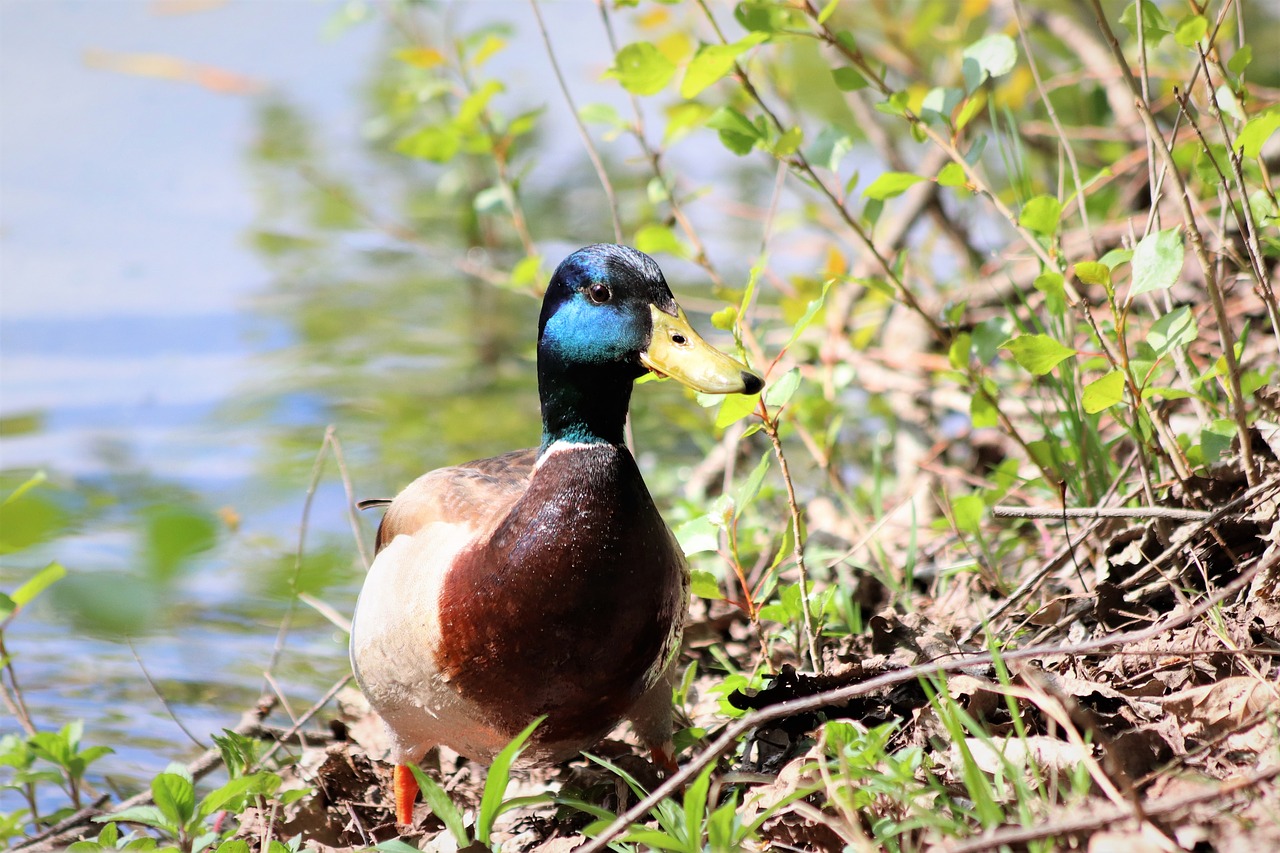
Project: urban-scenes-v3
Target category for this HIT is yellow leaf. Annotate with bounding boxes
[395,47,445,68]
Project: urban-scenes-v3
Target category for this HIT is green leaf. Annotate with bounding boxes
[769,126,804,157]
[715,390,759,429]
[706,107,760,155]
[605,42,677,95]
[1119,1,1172,44]
[763,367,802,408]
[950,494,984,534]
[11,562,65,608]
[937,162,966,187]
[635,224,690,259]
[1228,44,1252,76]
[407,765,469,846]
[579,102,625,129]
[1129,227,1183,297]
[1073,261,1111,288]
[862,171,926,200]
[690,570,723,600]
[1148,306,1197,356]
[806,127,853,172]
[374,842,426,853]
[96,806,171,830]
[970,385,998,429]
[151,773,196,829]
[783,278,833,352]
[1019,195,1063,236]
[394,126,459,163]
[1001,334,1077,375]
[477,716,544,844]
[1034,271,1067,316]
[962,34,1017,86]
[736,450,772,517]
[663,101,713,143]
[1174,14,1208,46]
[1083,371,1126,413]
[680,33,766,98]
[831,67,867,91]
[1216,85,1245,122]
[1237,107,1280,159]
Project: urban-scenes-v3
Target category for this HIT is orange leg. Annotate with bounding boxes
[393,763,419,826]
[649,744,678,775]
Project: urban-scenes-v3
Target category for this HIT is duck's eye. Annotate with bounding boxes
[588,283,611,304]
[671,333,687,345]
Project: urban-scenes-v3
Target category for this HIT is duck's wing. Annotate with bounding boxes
[372,448,538,553]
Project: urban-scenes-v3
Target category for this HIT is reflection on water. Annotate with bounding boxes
[0,1,773,800]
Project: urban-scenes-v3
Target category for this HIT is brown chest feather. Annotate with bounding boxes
[434,444,686,742]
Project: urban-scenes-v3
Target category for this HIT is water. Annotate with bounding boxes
[0,0,786,809]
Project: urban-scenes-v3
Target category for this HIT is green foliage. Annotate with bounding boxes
[408,716,546,850]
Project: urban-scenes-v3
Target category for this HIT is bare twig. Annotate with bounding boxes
[529,0,623,244]
[992,505,1212,521]
[127,639,208,750]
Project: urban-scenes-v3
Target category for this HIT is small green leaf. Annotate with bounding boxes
[675,516,720,556]
[605,42,676,96]
[1019,195,1063,236]
[1001,334,1077,375]
[151,773,196,829]
[1148,306,1198,356]
[690,570,723,600]
[769,126,804,157]
[395,126,459,163]
[11,562,65,608]
[783,278,833,352]
[1120,1,1172,43]
[1228,44,1252,76]
[1129,227,1184,297]
[680,33,766,98]
[1174,14,1208,46]
[477,717,544,844]
[950,494,985,534]
[937,162,967,187]
[1034,271,1067,316]
[862,171,926,200]
[962,34,1017,86]
[970,385,998,429]
[1083,371,1126,413]
[407,765,469,846]
[706,106,760,155]
[832,67,867,91]
[1073,261,1111,288]
[1237,107,1280,159]
[715,390,759,429]
[763,368,801,408]
[579,102,625,129]
[736,450,772,516]
[634,224,689,259]
[96,806,170,830]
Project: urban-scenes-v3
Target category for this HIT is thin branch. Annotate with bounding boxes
[992,505,1212,521]
[1084,0,1257,486]
[127,639,207,750]
[529,0,623,244]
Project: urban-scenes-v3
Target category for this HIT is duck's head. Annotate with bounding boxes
[537,244,762,447]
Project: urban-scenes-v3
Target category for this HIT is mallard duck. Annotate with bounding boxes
[350,244,762,826]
